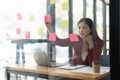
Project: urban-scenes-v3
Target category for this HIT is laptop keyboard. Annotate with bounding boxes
[50,62,68,67]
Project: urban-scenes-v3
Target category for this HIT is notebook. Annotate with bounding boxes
[57,64,86,70]
[33,51,66,67]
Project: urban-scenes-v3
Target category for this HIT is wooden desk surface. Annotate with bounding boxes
[4,63,110,80]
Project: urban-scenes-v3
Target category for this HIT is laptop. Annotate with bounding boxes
[33,51,86,70]
[33,51,66,67]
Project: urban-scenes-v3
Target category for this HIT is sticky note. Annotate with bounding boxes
[38,27,44,35]
[25,31,30,39]
[50,0,56,4]
[62,2,69,10]
[16,13,23,20]
[44,15,51,23]
[16,28,21,34]
[29,15,35,21]
[69,34,79,42]
[49,33,56,41]
[61,20,68,28]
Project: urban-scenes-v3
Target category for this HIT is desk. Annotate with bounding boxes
[4,63,110,80]
[10,39,49,64]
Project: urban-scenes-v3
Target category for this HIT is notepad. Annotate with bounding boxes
[57,64,86,70]
[69,34,79,42]
[49,33,56,41]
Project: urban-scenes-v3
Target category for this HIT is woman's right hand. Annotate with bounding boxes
[44,17,54,33]
[85,35,94,50]
[45,21,52,28]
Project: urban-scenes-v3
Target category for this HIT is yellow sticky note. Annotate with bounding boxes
[61,20,68,28]
[62,2,69,10]
[29,15,35,21]
[50,0,56,4]
[38,27,44,35]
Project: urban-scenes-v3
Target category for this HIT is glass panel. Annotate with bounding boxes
[73,0,83,34]
[55,0,69,63]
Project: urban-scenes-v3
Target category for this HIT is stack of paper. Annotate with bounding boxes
[72,66,110,74]
[57,64,86,70]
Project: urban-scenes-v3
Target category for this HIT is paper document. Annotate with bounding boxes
[72,66,110,74]
[57,64,86,70]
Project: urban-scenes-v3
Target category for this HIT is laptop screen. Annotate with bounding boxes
[33,51,51,67]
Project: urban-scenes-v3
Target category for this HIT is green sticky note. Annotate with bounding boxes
[38,27,44,35]
[29,15,35,21]
[62,2,69,10]
[50,0,56,4]
[61,20,68,28]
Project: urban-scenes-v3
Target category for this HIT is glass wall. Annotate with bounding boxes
[0,0,109,79]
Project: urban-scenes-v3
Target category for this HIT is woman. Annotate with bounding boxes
[45,17,104,67]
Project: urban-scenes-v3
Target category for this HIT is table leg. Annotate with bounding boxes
[5,69,10,80]
[21,43,25,63]
[16,44,20,64]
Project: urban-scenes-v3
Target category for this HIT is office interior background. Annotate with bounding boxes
[0,0,111,80]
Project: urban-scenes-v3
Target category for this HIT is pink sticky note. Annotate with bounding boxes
[25,31,30,39]
[49,33,56,41]
[16,13,23,20]
[69,34,79,42]
[16,28,21,34]
[44,15,51,22]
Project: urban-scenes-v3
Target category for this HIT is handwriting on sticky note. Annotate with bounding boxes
[49,33,56,41]
[16,28,21,34]
[69,34,79,42]
[25,31,30,39]
[44,15,51,23]
[16,13,23,20]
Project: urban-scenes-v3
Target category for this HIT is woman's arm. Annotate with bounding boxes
[93,39,104,61]
[53,37,73,47]
[44,16,74,47]
[45,21,54,33]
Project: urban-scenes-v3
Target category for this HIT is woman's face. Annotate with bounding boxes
[78,22,91,38]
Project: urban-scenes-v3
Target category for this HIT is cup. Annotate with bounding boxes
[92,61,100,73]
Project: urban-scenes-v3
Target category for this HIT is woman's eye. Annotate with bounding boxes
[78,27,81,29]
[83,26,88,29]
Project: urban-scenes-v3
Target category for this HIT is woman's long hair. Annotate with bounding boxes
[77,18,102,54]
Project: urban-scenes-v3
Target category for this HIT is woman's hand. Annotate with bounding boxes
[44,19,54,33]
[45,21,52,28]
[85,35,94,49]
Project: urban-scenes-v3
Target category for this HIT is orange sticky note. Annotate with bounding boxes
[16,13,23,20]
[16,28,21,34]
[49,33,56,41]
[44,15,51,23]
[69,34,79,42]
[25,31,30,39]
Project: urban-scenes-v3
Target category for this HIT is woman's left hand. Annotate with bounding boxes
[85,35,94,49]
